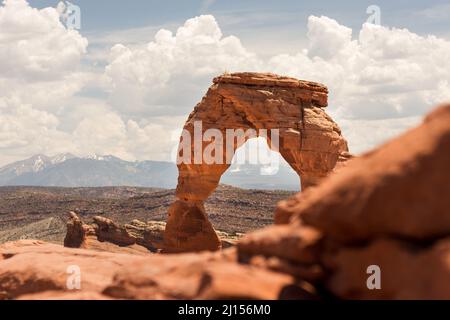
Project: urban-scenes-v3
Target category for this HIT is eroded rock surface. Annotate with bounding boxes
[165,72,349,252]
[63,212,242,254]
[248,103,450,299]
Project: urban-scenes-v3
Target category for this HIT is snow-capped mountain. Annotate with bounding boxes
[0,153,75,176]
[0,154,178,188]
[84,154,118,161]
[50,153,76,165]
[0,154,300,190]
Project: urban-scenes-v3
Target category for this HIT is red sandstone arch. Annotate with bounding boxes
[164,72,349,252]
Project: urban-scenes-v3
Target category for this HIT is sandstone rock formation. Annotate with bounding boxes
[63,212,242,254]
[250,103,450,299]
[165,72,349,252]
[275,103,450,241]
[64,213,162,254]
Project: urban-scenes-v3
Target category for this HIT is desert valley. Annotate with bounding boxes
[0,185,291,245]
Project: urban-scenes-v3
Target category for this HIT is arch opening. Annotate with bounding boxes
[220,136,300,190]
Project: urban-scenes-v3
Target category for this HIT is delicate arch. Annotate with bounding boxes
[164,73,349,252]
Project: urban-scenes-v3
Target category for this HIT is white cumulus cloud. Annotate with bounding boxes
[267,16,450,152]
[104,15,263,117]
[1,2,450,165]
[0,0,89,112]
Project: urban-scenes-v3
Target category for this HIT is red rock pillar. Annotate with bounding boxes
[164,200,221,252]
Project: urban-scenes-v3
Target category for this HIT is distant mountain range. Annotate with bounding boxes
[0,154,300,190]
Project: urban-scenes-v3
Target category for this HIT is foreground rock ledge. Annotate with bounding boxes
[0,240,315,300]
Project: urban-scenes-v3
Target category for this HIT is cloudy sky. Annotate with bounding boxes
[0,0,450,166]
